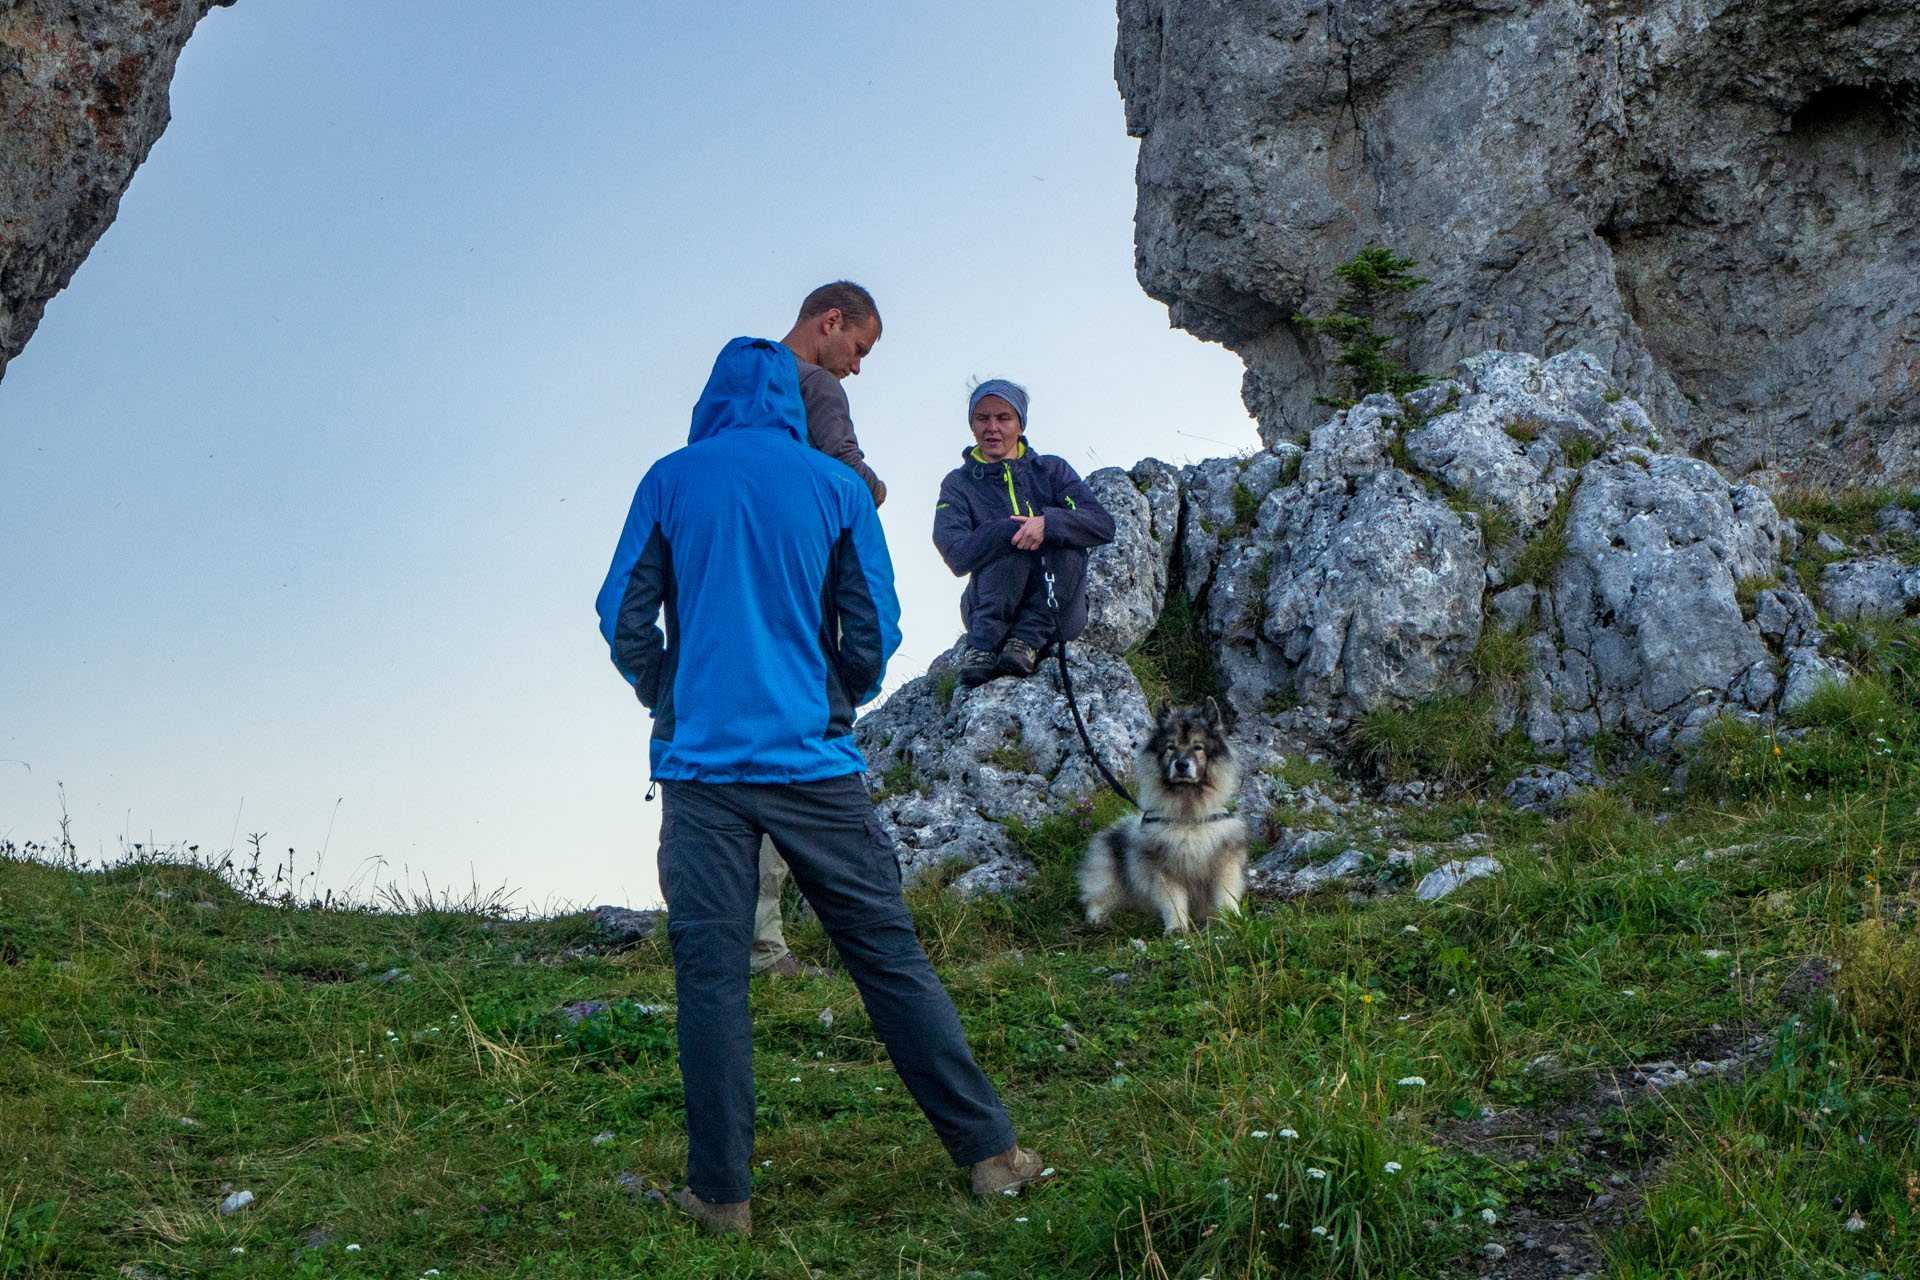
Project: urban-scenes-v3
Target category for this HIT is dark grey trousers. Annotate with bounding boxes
[963,551,1055,651]
[658,774,1016,1202]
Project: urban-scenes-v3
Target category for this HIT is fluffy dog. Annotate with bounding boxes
[1077,698,1246,934]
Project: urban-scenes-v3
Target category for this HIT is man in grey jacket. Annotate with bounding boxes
[749,281,888,979]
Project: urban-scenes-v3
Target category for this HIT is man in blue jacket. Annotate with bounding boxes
[597,337,1042,1235]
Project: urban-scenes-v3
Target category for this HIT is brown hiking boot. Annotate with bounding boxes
[996,638,1040,678]
[756,954,830,980]
[958,646,1000,688]
[674,1187,751,1236]
[970,1145,1046,1198]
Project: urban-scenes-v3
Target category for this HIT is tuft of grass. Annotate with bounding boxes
[1776,485,1911,545]
[1231,481,1262,531]
[1351,695,1534,789]
[935,670,958,713]
[1469,624,1533,688]
[1561,433,1599,469]
[1127,589,1226,711]
[1509,481,1578,589]
[870,754,919,802]
[1503,418,1541,444]
[1449,491,1517,549]
[982,743,1039,775]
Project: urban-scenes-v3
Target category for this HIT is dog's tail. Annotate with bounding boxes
[1077,829,1125,925]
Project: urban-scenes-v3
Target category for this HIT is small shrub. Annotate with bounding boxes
[1450,492,1517,549]
[982,743,1038,775]
[1503,418,1541,444]
[1734,574,1779,620]
[1276,449,1303,487]
[1294,247,1431,407]
[935,670,958,712]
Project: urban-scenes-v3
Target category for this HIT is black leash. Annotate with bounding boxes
[1044,566,1139,811]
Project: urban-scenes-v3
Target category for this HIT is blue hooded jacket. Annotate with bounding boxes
[596,337,902,782]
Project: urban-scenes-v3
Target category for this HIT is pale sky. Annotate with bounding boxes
[0,2,1258,910]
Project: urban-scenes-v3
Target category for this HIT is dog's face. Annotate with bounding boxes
[1148,698,1229,787]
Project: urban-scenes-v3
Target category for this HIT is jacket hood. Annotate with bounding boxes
[688,337,806,446]
[959,438,1035,471]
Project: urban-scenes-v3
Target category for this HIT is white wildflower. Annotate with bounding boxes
[1311,1225,1329,1236]
[1384,1161,1402,1174]
[1278,1128,1299,1139]
[1265,1192,1280,1201]
[1307,1168,1327,1180]
[1481,1208,1497,1225]
[1398,1076,1426,1087]
[346,1244,362,1252]
[1250,1130,1269,1139]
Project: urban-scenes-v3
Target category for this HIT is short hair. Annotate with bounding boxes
[796,280,881,334]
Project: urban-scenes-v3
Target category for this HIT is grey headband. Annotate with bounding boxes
[969,379,1029,427]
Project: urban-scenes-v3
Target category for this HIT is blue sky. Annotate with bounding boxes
[0,2,1257,909]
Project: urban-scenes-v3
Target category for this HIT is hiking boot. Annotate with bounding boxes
[970,1144,1046,1198]
[996,638,1040,678]
[674,1187,751,1236]
[958,647,1000,688]
[756,954,830,980]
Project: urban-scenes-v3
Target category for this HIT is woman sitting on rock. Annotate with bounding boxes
[933,379,1115,687]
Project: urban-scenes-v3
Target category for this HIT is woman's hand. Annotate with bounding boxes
[1010,515,1046,551]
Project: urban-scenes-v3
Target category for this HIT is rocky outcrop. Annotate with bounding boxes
[862,350,1844,890]
[1116,0,1920,482]
[1,0,231,381]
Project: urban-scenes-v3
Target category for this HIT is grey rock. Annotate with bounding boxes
[1079,467,1168,655]
[1261,847,1368,899]
[589,905,663,948]
[856,642,1152,888]
[1415,856,1504,902]
[1528,456,1785,751]
[1131,457,1185,589]
[1780,645,1850,714]
[1505,767,1584,815]
[1876,503,1920,540]
[1116,0,1920,483]
[218,1190,254,1216]
[371,968,412,984]
[1488,585,1538,635]
[1820,556,1920,621]
[1,0,234,382]
[1483,1243,1508,1262]
[1814,530,1848,556]
[1209,398,1484,723]
[1754,588,1820,650]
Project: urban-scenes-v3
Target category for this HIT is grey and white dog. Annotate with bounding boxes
[1077,699,1246,934]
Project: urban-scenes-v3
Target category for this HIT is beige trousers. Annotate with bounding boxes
[749,835,790,972]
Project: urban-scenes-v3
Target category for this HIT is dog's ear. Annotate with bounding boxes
[1203,697,1223,728]
[1155,699,1172,722]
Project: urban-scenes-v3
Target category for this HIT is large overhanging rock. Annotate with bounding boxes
[1,0,232,381]
[1116,0,1920,482]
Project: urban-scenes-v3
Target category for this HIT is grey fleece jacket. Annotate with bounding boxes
[793,355,886,506]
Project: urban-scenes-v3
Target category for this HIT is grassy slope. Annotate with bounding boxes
[5,567,1920,1279]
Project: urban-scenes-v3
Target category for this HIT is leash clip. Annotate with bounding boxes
[1043,569,1059,611]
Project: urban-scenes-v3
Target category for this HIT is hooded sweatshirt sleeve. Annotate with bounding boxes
[933,470,1021,576]
[594,470,673,707]
[1038,457,1117,549]
[798,363,887,507]
[829,481,902,705]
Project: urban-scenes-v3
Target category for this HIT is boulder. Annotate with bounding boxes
[1415,857,1504,903]
[855,643,1154,891]
[1078,467,1169,655]
[1116,0,1920,482]
[1820,556,1920,622]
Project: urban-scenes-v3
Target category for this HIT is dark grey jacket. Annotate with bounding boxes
[932,439,1114,640]
[794,355,886,506]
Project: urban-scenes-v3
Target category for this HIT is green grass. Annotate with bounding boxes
[1351,694,1535,790]
[1510,480,1579,589]
[1126,589,1227,712]
[7,673,1920,1278]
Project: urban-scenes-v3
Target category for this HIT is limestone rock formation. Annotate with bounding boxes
[861,349,1848,892]
[1116,0,1920,482]
[1,0,232,381]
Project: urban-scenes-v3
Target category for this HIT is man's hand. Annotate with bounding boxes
[1010,515,1045,551]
